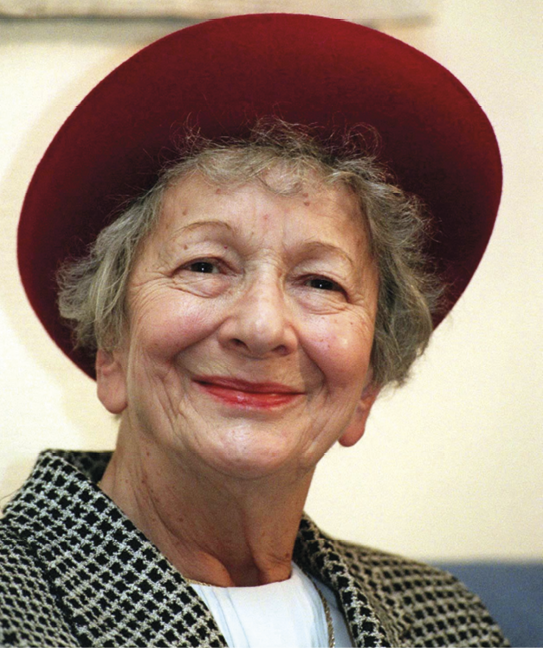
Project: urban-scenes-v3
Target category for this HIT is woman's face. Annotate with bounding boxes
[97,171,379,480]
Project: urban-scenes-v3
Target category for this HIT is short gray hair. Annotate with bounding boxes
[57,121,443,387]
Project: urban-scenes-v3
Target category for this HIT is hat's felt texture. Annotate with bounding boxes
[17,13,502,378]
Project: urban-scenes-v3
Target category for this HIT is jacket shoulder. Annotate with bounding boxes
[336,540,509,647]
[0,521,76,647]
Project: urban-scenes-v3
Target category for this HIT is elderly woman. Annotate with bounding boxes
[1,14,507,648]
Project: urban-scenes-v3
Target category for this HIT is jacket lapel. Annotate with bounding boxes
[6,450,228,647]
[294,516,401,647]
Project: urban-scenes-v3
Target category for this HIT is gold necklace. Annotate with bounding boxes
[313,581,336,648]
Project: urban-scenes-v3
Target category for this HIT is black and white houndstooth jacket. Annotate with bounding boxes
[0,450,508,647]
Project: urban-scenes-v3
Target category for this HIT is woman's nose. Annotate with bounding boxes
[218,275,298,358]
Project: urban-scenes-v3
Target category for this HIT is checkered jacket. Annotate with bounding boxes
[0,450,508,647]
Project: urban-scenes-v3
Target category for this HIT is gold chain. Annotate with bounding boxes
[313,581,336,647]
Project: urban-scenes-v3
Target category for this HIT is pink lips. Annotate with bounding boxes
[194,376,302,409]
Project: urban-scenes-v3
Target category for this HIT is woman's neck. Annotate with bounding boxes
[99,428,314,587]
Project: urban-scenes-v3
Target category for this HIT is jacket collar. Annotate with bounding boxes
[5,450,397,646]
[294,517,408,646]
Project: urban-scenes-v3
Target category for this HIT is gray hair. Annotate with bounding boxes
[57,122,443,387]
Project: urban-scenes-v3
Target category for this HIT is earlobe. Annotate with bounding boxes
[96,348,128,414]
[338,382,380,448]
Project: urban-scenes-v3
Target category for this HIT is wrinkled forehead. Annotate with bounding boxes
[156,159,370,241]
[164,146,348,193]
[157,168,368,239]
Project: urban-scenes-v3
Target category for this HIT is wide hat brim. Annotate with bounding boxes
[18,13,502,379]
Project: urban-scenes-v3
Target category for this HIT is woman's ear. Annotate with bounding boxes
[96,348,128,414]
[338,381,380,448]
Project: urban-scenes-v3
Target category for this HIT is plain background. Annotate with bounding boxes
[0,0,541,562]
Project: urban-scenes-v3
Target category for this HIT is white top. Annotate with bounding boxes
[190,563,353,647]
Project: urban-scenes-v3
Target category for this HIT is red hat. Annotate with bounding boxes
[17,13,501,379]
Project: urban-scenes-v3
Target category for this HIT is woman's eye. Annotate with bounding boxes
[187,260,219,274]
[307,277,342,292]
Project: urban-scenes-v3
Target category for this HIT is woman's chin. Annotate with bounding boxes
[193,433,314,483]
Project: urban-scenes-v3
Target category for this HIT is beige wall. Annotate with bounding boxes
[1,0,541,560]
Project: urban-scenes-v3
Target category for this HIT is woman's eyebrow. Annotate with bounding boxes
[300,241,357,271]
[170,220,236,237]
[154,220,237,265]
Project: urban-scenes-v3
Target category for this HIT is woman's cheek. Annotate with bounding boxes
[304,315,374,386]
[139,293,226,357]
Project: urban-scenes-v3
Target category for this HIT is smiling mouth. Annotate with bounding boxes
[193,376,303,409]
